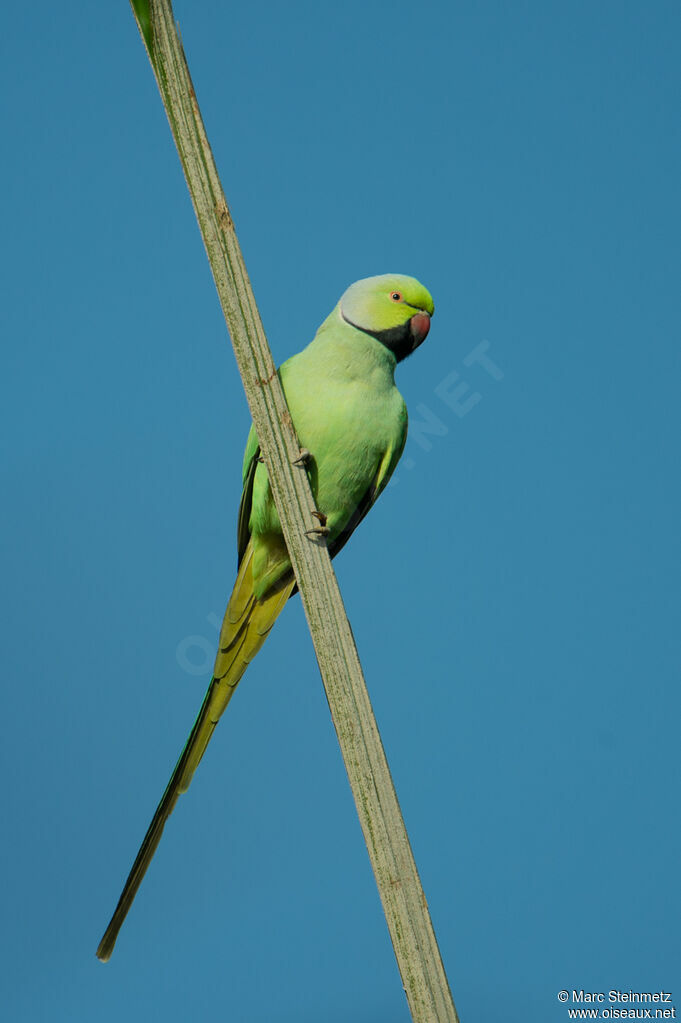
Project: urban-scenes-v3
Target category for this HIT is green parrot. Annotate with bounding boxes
[96,273,434,961]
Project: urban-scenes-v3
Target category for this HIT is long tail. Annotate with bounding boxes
[96,541,294,962]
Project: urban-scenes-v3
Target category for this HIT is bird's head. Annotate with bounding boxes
[339,274,434,362]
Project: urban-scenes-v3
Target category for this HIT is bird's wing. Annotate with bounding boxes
[237,438,260,564]
[327,417,407,561]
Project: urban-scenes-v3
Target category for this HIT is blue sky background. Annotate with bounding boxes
[2,2,679,1020]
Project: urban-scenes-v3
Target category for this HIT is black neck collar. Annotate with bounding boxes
[341,312,413,363]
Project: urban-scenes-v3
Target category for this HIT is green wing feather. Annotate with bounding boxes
[237,440,260,565]
[327,419,407,561]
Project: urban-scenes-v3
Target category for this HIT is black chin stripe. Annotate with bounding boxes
[341,313,413,363]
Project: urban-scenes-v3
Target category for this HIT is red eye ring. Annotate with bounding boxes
[390,291,402,302]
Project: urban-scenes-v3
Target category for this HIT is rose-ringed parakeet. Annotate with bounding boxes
[97,273,434,961]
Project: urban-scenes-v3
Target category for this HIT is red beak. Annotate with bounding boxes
[409,312,431,351]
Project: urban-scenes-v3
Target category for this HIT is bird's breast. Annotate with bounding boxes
[282,370,403,534]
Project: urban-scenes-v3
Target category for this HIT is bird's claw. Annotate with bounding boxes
[292,448,312,466]
[305,526,330,538]
[306,509,329,538]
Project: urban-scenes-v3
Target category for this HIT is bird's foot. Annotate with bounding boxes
[306,511,329,539]
[292,448,312,466]
[305,526,330,538]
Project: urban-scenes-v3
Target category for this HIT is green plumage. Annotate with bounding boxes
[96,273,434,960]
